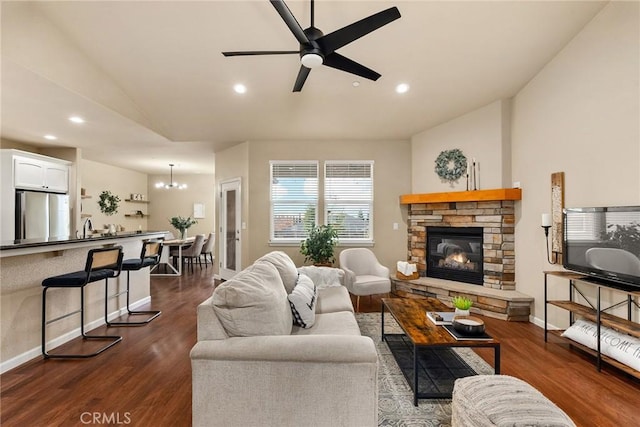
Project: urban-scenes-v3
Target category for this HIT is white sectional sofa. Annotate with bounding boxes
[190,251,378,427]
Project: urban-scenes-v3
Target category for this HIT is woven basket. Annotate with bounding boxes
[396,270,419,280]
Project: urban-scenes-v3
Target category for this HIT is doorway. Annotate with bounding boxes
[219,178,241,280]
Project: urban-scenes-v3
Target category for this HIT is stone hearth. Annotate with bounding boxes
[391,277,533,321]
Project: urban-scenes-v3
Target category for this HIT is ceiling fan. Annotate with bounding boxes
[222,0,401,92]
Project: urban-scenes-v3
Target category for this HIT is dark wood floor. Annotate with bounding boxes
[1,268,638,426]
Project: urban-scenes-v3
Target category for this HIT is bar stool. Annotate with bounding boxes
[42,246,124,359]
[107,240,163,326]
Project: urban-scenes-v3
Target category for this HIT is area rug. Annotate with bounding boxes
[355,312,494,427]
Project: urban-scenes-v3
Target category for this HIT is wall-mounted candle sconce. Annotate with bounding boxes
[541,213,558,264]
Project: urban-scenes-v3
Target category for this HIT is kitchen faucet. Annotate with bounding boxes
[82,218,93,238]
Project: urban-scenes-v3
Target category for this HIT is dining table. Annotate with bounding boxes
[151,236,195,277]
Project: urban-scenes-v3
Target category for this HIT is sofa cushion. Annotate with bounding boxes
[316,286,354,314]
[257,251,299,294]
[211,261,292,337]
[351,275,391,295]
[291,311,361,336]
[288,274,317,328]
[297,265,345,288]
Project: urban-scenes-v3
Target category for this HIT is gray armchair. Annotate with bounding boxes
[339,248,391,311]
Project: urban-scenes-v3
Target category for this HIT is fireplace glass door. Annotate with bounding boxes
[426,227,483,285]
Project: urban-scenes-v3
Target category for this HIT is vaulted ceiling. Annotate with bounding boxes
[1,1,607,174]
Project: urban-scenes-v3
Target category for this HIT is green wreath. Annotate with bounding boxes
[434,149,467,182]
[98,191,121,216]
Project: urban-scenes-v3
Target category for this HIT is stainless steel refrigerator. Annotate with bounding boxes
[15,190,71,240]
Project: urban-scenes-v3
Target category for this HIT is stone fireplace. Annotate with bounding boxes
[408,199,515,290]
[394,189,533,321]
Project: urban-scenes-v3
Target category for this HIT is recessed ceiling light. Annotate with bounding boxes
[352,81,360,87]
[69,116,85,124]
[396,83,410,94]
[44,135,57,140]
[233,84,247,94]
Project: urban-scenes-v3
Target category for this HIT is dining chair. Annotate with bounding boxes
[176,234,206,273]
[200,232,216,268]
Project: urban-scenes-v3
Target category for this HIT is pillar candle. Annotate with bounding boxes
[541,213,552,227]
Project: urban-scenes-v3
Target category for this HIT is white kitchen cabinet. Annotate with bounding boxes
[14,156,69,192]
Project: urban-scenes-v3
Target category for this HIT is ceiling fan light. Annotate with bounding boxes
[396,83,410,94]
[301,53,323,68]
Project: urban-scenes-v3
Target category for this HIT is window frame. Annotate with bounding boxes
[323,160,374,245]
[269,160,319,244]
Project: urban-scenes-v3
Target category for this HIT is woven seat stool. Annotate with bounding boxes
[42,246,124,359]
[452,375,576,427]
[107,240,163,326]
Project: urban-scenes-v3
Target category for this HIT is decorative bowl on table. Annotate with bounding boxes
[452,316,485,335]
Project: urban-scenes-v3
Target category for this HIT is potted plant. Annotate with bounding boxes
[170,216,197,240]
[452,295,473,316]
[300,224,339,266]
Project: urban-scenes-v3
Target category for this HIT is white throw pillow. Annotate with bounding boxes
[257,251,299,294]
[561,318,640,372]
[288,274,317,328]
[297,265,345,288]
[211,261,293,337]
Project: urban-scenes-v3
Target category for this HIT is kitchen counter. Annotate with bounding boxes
[0,231,168,258]
[0,230,168,372]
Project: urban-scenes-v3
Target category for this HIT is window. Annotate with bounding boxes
[270,161,318,242]
[325,161,374,242]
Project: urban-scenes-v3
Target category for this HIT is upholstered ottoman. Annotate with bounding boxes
[451,375,575,427]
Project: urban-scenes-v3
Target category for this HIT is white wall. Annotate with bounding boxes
[247,140,411,271]
[411,99,512,193]
[214,143,250,275]
[147,173,216,238]
[511,1,639,326]
[80,159,149,234]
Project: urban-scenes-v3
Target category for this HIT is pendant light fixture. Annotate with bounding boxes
[155,164,187,189]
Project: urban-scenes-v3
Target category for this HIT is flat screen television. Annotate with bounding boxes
[563,206,640,289]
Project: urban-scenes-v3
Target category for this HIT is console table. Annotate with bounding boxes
[544,270,640,379]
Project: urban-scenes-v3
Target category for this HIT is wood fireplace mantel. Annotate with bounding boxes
[400,188,522,205]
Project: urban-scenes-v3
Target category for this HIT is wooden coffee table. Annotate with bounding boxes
[381,297,500,405]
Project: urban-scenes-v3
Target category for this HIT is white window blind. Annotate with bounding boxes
[324,161,373,241]
[270,161,318,241]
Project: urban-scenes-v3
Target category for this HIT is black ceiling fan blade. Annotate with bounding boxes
[270,0,310,45]
[323,52,381,81]
[293,65,311,92]
[222,50,299,57]
[317,7,401,54]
